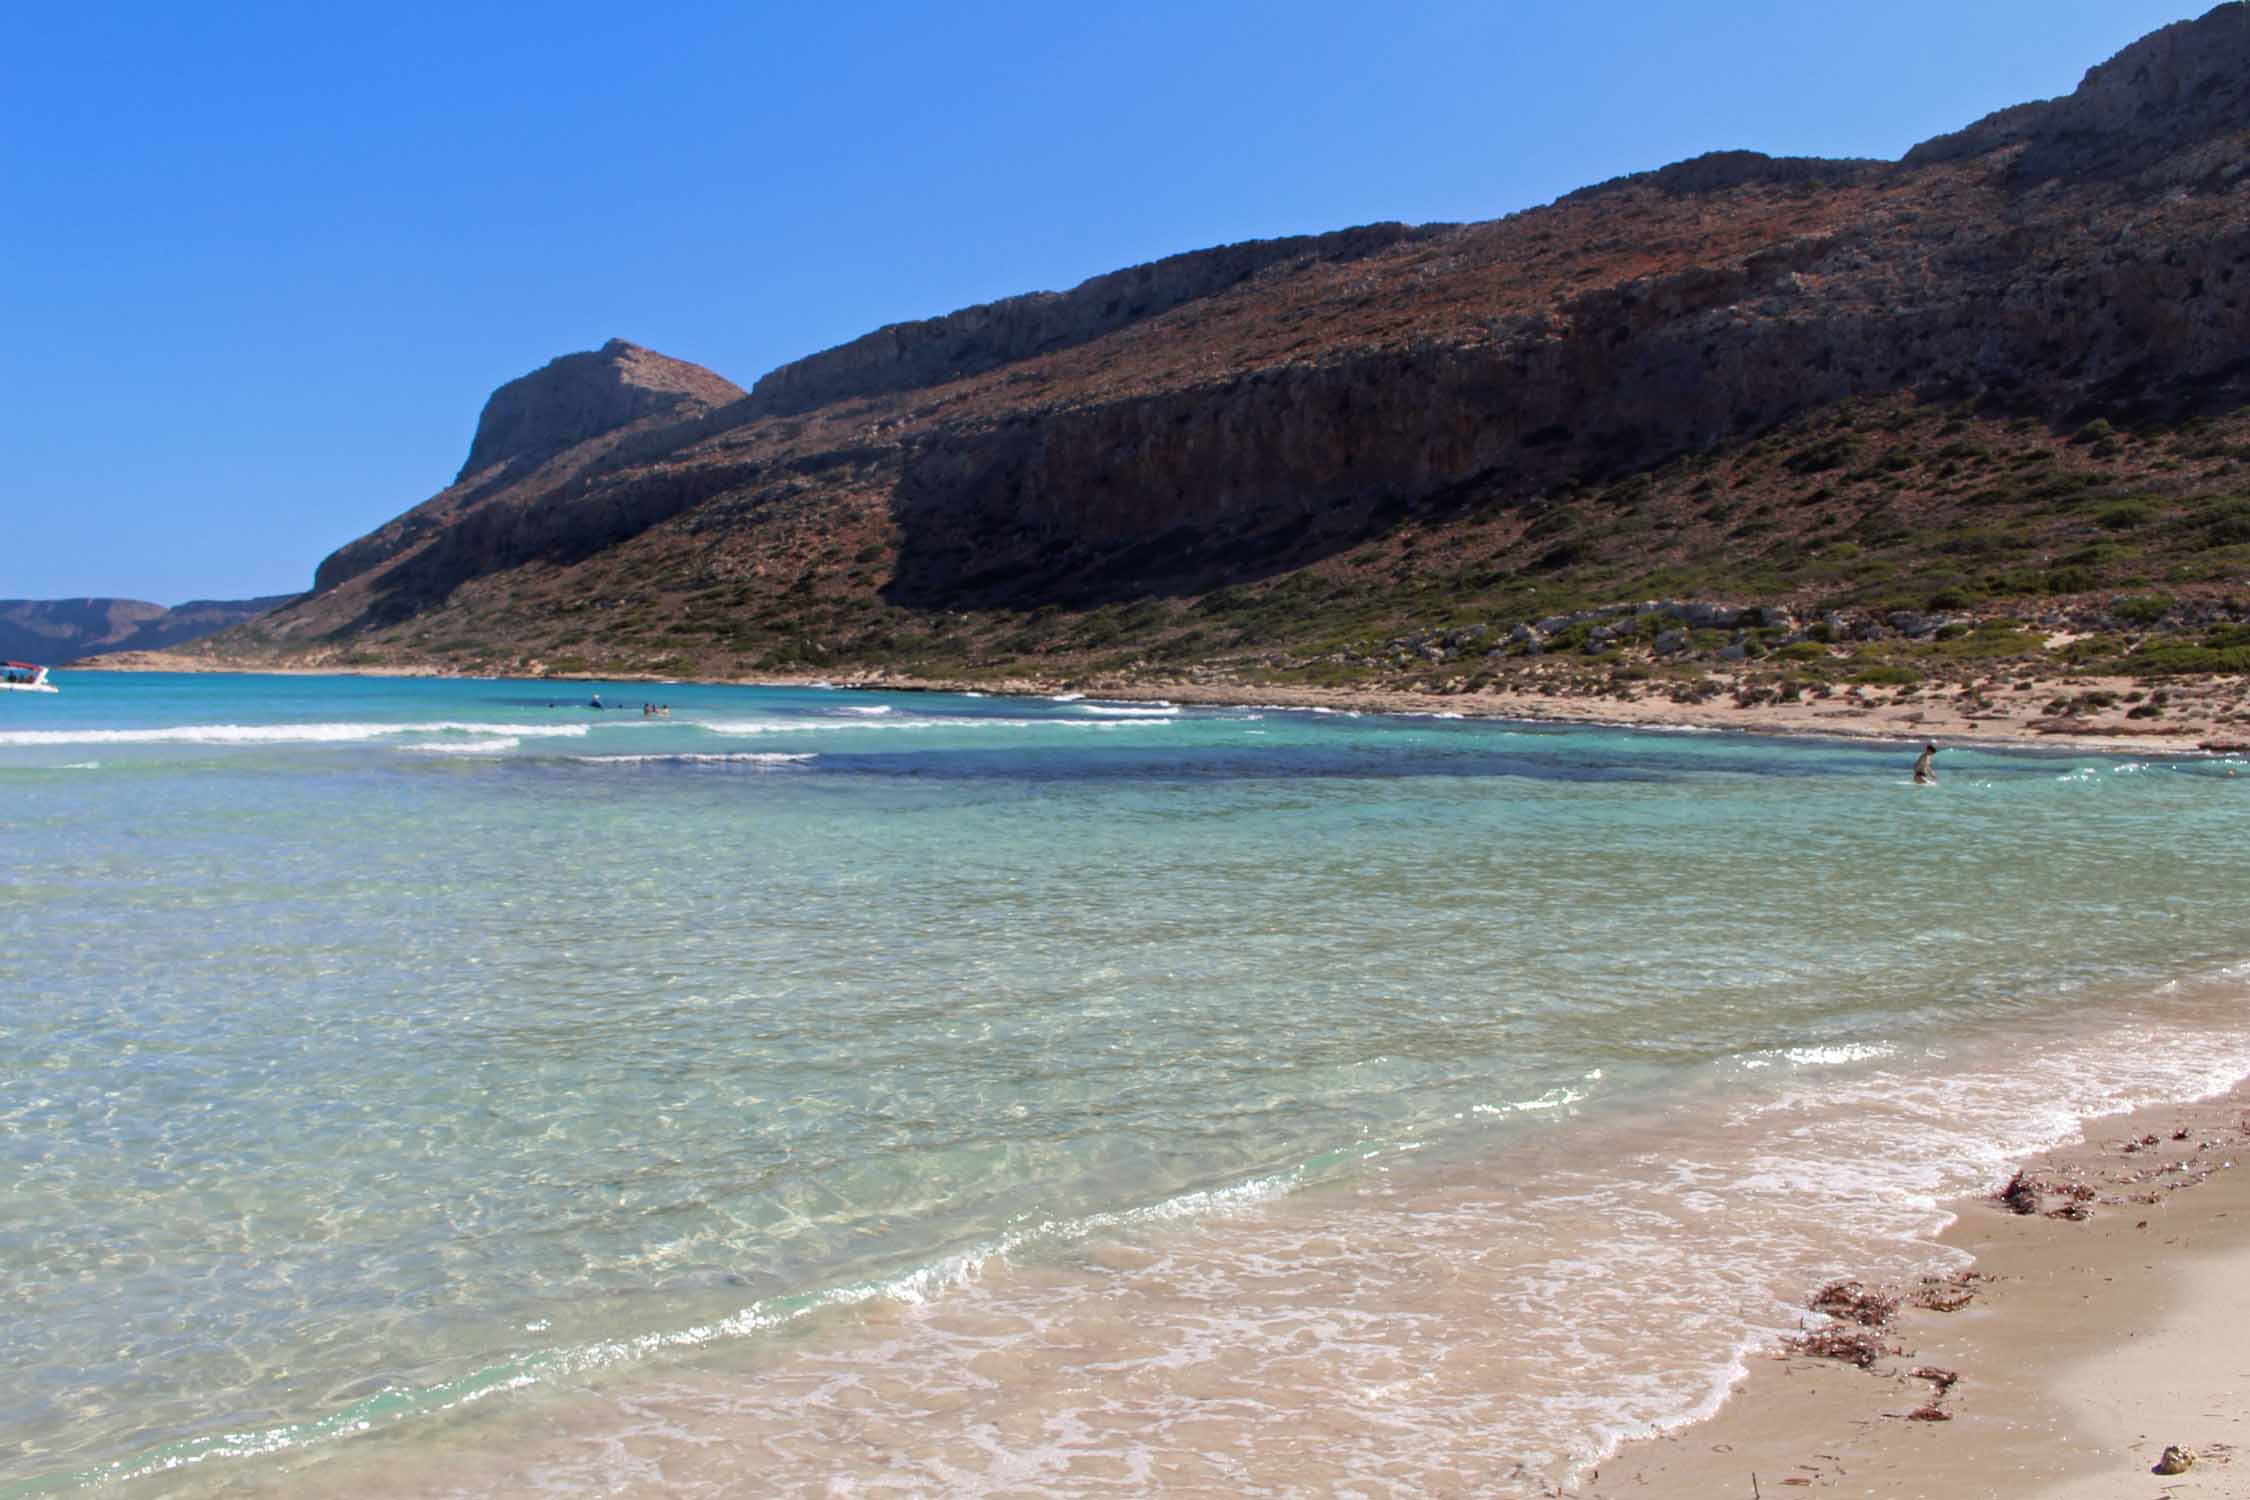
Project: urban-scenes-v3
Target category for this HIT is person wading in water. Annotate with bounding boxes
[1912,742,1939,784]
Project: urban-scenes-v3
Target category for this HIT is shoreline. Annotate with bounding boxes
[58,655,2249,756]
[1587,1079,2250,1499]
[42,658,2250,1496]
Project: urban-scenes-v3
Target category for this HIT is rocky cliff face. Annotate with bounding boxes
[741,223,1431,418]
[0,594,298,663]
[310,340,747,598]
[889,192,2250,604]
[1906,4,2250,178]
[219,4,2250,672]
[456,339,744,481]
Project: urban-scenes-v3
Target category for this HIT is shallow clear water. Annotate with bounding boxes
[4,672,2247,1496]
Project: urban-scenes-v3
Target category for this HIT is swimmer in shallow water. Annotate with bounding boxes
[1912,742,1938,784]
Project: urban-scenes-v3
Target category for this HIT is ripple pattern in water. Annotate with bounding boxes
[3,672,2248,1495]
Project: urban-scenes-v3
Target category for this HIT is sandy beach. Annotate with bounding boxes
[1581,1084,2250,1499]
[861,670,2250,759]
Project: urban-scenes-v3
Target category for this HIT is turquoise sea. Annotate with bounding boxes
[5,671,2248,1497]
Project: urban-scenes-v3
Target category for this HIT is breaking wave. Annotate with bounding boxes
[570,752,818,767]
[0,721,594,748]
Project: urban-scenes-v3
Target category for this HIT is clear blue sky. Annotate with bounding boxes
[0,0,2215,603]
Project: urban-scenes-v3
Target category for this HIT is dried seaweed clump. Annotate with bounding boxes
[1790,1278,1902,1366]
[1903,1364,1959,1420]
[1809,1279,1900,1327]
[1786,1324,1892,1369]
[1910,1271,1983,1313]
[1997,1169,2043,1214]
[1909,1365,1959,1394]
[1997,1169,2097,1219]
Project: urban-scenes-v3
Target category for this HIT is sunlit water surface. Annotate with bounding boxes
[4,672,2247,1496]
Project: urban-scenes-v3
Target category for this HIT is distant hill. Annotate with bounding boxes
[175,6,2250,691]
[0,595,301,664]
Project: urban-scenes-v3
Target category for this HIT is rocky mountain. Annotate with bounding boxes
[1,594,299,664]
[186,6,2250,690]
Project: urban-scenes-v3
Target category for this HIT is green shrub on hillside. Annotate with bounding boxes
[2128,642,2250,675]
[1783,434,1860,474]
[2096,501,2160,531]
[2112,595,2175,626]
[2201,502,2250,546]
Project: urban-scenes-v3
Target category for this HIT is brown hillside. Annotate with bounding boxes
[183,5,2250,702]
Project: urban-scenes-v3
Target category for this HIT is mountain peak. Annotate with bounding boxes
[455,340,745,482]
[1905,2,2250,173]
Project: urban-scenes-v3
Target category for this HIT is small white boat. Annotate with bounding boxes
[1,660,57,693]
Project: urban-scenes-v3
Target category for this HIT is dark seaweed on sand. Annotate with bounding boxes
[1787,1325,1893,1369]
[1790,1280,1905,1368]
[1997,1169,2044,1214]
[1909,1272,1983,1313]
[1809,1280,1899,1327]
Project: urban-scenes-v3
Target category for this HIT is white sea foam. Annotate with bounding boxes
[1077,703,1179,717]
[401,738,520,755]
[1471,1085,1586,1115]
[415,1016,2250,1500]
[1736,1041,1900,1070]
[689,715,1165,736]
[570,752,817,766]
[73,1004,2250,1500]
[833,704,893,716]
[1049,692,1086,702]
[0,720,593,747]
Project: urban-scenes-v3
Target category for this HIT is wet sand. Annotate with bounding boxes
[1585,1084,2250,1499]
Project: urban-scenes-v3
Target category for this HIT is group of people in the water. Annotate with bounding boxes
[544,693,667,715]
